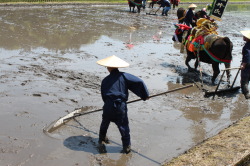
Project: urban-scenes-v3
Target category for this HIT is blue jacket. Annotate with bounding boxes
[242,42,250,64]
[101,69,149,118]
[242,41,250,73]
[184,8,195,26]
[159,0,171,7]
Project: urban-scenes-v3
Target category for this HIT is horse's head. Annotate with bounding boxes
[195,10,207,20]
[172,24,192,43]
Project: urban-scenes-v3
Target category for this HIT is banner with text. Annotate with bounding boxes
[209,0,229,21]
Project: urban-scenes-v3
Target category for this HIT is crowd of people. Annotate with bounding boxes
[129,0,176,15]
[128,0,209,21]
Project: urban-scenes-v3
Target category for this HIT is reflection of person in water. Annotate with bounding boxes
[126,32,134,49]
[153,27,163,41]
[97,55,149,154]
[126,26,136,49]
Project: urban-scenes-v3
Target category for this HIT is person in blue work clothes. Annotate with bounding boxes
[157,0,171,16]
[96,55,149,154]
[240,30,250,99]
[184,4,197,27]
[162,0,171,16]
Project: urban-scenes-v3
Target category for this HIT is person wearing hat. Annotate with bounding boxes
[97,55,149,153]
[184,3,197,27]
[240,30,250,99]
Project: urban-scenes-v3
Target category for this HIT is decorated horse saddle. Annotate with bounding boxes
[185,18,220,52]
[186,34,225,52]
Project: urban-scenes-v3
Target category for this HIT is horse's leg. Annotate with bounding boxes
[137,6,141,13]
[224,63,231,84]
[194,58,198,70]
[186,50,196,72]
[185,53,193,72]
[212,63,220,84]
[129,4,132,12]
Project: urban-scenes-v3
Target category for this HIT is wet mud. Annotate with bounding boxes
[164,115,250,166]
[0,3,250,166]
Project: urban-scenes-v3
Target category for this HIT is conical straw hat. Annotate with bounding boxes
[240,30,250,40]
[189,4,197,8]
[96,55,130,68]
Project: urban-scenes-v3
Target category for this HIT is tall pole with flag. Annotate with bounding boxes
[209,0,229,21]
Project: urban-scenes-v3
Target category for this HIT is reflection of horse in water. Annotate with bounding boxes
[128,0,142,13]
[172,24,233,84]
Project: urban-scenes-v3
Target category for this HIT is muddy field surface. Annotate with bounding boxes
[0,4,250,166]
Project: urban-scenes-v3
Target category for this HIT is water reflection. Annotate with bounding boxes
[1,4,249,52]
[125,26,136,49]
[0,8,102,50]
[0,6,161,51]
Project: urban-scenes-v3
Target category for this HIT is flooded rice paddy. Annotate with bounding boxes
[0,3,250,166]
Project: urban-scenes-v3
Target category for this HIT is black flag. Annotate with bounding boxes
[209,0,229,21]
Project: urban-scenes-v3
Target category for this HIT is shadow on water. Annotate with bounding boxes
[160,60,241,99]
[160,61,215,85]
[63,118,161,165]
[64,135,134,166]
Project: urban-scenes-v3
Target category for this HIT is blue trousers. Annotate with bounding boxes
[241,68,250,94]
[162,6,171,15]
[99,109,131,147]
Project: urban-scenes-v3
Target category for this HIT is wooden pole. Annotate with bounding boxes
[212,70,225,100]
[44,84,194,133]
[66,84,194,120]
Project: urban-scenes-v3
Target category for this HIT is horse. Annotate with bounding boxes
[172,24,233,84]
[128,0,142,13]
[177,7,186,23]
[194,10,208,20]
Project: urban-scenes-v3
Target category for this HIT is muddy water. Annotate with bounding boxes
[0,4,250,166]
